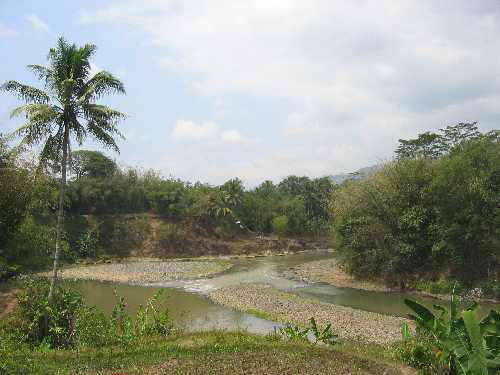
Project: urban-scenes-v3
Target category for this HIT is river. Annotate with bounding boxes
[73,250,499,334]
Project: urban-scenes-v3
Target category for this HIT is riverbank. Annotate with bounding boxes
[288,258,500,304]
[208,283,409,345]
[41,260,232,284]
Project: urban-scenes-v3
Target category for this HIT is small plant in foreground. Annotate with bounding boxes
[400,293,500,375]
[276,323,309,342]
[309,317,339,346]
[275,317,338,346]
[135,289,173,336]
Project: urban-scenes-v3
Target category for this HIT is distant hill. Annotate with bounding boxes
[328,165,379,184]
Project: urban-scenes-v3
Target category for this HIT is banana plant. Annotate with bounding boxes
[309,317,338,346]
[403,295,499,374]
[455,309,500,375]
[277,323,309,341]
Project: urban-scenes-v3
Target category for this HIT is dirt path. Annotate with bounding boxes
[0,287,18,319]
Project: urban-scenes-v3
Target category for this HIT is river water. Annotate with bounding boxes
[74,250,499,333]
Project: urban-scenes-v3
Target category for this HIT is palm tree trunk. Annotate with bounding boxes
[48,125,69,302]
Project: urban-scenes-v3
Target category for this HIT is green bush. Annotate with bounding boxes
[395,336,443,374]
[272,215,288,237]
[77,289,173,347]
[13,279,83,348]
[77,225,99,258]
[4,216,70,271]
[274,317,338,346]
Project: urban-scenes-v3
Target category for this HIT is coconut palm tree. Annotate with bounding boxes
[1,37,126,301]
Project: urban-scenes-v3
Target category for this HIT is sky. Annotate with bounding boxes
[1,1,499,186]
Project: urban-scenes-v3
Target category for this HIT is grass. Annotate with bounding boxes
[0,330,412,375]
[244,308,275,321]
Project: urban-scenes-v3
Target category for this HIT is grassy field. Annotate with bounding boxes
[1,330,413,375]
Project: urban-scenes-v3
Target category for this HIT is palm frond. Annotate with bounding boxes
[38,130,63,165]
[27,64,52,82]
[86,121,120,153]
[10,103,59,120]
[83,104,126,124]
[79,71,125,103]
[0,81,50,104]
[9,103,60,147]
[13,119,58,147]
[72,43,97,81]
[68,110,87,145]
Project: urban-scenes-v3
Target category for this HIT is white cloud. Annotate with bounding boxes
[25,14,51,33]
[80,1,500,184]
[171,119,255,145]
[0,22,18,38]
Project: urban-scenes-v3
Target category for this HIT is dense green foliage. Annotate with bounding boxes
[398,295,499,374]
[333,123,499,294]
[64,170,334,238]
[0,133,334,277]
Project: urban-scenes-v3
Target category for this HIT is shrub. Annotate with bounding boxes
[272,215,288,237]
[77,225,99,258]
[75,305,111,347]
[275,317,338,346]
[14,279,83,348]
[4,217,69,271]
[395,336,442,374]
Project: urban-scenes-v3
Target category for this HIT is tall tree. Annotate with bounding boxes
[1,38,126,301]
[70,149,117,179]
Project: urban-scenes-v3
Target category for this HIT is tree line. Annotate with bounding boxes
[332,123,499,297]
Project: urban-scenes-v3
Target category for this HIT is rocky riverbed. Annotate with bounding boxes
[46,260,232,284]
[288,259,390,292]
[208,284,409,345]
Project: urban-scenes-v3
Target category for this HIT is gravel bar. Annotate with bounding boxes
[289,259,390,292]
[48,261,232,284]
[208,284,409,345]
